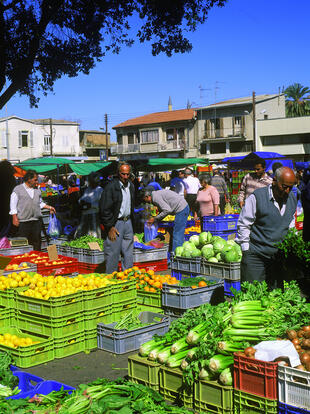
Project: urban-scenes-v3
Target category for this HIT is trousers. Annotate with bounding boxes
[172,205,190,252]
[104,219,133,274]
[17,220,41,251]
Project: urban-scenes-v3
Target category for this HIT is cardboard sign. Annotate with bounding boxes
[47,244,58,261]
[0,256,12,276]
[88,242,102,251]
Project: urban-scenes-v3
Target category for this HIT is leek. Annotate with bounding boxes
[148,344,167,361]
[209,355,234,374]
[199,368,213,380]
[157,347,171,364]
[166,349,190,368]
[186,347,198,360]
[186,323,208,345]
[219,368,233,386]
[217,341,245,354]
[139,338,165,356]
[180,359,189,370]
[223,328,268,338]
[171,337,188,354]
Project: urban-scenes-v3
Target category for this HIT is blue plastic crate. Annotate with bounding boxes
[171,269,199,280]
[7,371,44,400]
[224,280,241,296]
[278,402,310,414]
[202,214,239,232]
[34,380,75,396]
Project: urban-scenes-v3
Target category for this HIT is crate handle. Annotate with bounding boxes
[288,373,310,385]
[244,362,260,372]
[35,346,45,353]
[243,396,263,409]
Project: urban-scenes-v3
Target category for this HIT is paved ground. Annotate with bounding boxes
[23,349,137,387]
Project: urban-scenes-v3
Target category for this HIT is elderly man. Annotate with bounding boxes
[142,187,189,252]
[100,162,135,273]
[10,170,55,250]
[238,158,273,208]
[236,167,297,287]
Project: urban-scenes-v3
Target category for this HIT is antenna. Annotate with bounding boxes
[199,85,211,106]
[213,81,226,137]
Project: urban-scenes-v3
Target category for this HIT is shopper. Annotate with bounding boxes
[10,170,55,250]
[170,170,187,197]
[237,159,272,208]
[195,174,220,226]
[183,168,200,214]
[100,162,135,273]
[235,167,297,288]
[211,169,229,215]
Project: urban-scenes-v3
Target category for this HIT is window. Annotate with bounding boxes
[262,134,310,146]
[128,133,134,144]
[21,131,28,147]
[44,135,51,152]
[230,141,253,153]
[234,116,241,125]
[141,129,159,143]
[1,131,7,148]
[117,134,123,145]
[210,142,226,154]
[166,129,175,141]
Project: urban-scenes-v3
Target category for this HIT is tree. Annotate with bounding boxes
[284,83,310,117]
[0,0,227,109]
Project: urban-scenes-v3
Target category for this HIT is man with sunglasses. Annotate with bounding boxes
[236,167,297,288]
[100,162,135,273]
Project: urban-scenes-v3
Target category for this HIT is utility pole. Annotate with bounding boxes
[49,118,53,156]
[105,113,109,161]
[252,91,256,152]
[5,105,9,160]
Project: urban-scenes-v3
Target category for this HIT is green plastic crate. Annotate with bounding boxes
[112,300,137,323]
[16,311,84,338]
[16,291,83,318]
[112,279,137,303]
[82,285,113,311]
[137,290,162,308]
[233,390,278,414]
[0,306,15,329]
[0,289,15,308]
[194,379,233,413]
[84,307,114,330]
[54,332,85,359]
[0,326,54,368]
[128,354,161,391]
[84,328,97,351]
[159,366,194,409]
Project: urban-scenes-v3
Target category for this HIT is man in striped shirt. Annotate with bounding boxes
[211,169,229,215]
[238,159,273,208]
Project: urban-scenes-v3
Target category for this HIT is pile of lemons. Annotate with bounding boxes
[19,273,116,300]
[0,271,32,290]
[0,333,38,348]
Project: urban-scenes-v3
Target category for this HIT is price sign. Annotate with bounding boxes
[47,244,59,261]
[88,242,102,251]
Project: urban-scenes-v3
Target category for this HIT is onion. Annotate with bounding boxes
[277,361,289,366]
[303,339,310,349]
[304,331,310,339]
[302,326,310,332]
[295,345,301,351]
[287,330,297,340]
[244,347,256,358]
[301,353,310,365]
[292,338,300,346]
[297,330,305,338]
[305,361,310,372]
[295,365,306,371]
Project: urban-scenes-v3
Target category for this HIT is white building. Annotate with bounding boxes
[0,116,81,161]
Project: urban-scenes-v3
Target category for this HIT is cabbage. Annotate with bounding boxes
[175,246,183,257]
[211,235,222,244]
[213,238,227,254]
[226,240,237,246]
[183,241,195,251]
[189,235,200,247]
[216,252,222,261]
[199,232,212,246]
[201,245,214,259]
[221,244,234,261]
[205,244,213,249]
[191,248,202,257]
[182,249,192,258]
[208,257,218,263]
[224,249,239,263]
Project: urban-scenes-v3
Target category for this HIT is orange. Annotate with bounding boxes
[191,285,198,289]
[198,281,207,287]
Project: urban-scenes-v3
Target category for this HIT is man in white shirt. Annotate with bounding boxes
[10,170,55,250]
[183,168,200,214]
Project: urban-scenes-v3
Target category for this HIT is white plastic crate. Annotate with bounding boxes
[0,246,34,256]
[132,247,168,263]
[278,365,310,411]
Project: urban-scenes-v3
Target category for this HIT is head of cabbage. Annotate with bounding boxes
[189,234,200,247]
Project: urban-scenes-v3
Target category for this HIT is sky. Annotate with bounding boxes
[1,0,310,141]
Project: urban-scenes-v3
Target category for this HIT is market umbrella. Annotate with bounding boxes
[141,157,209,172]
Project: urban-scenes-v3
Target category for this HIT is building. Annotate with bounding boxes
[79,130,113,161]
[112,99,197,161]
[256,116,310,161]
[0,116,80,162]
[198,93,285,161]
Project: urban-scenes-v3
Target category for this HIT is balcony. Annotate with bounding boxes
[110,140,183,155]
[203,127,245,140]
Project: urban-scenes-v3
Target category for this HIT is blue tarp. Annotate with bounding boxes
[223,151,294,171]
[295,161,310,170]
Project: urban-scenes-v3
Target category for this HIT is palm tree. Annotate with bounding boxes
[284,83,310,117]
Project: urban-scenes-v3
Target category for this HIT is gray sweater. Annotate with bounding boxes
[151,189,188,221]
[13,184,42,222]
[250,186,297,257]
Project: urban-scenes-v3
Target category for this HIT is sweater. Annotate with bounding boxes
[151,189,188,221]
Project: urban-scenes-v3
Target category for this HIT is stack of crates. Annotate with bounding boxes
[233,353,278,413]
[278,365,310,414]
[231,170,248,195]
[202,214,239,240]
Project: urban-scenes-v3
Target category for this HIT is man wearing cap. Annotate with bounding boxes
[211,168,229,215]
[100,162,135,273]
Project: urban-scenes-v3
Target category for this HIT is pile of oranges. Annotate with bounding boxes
[112,267,179,293]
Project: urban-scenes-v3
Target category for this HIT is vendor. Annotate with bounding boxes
[10,170,55,250]
[141,187,189,252]
[75,172,103,239]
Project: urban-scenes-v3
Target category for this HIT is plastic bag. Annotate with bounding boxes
[144,222,158,242]
[0,237,11,249]
[47,214,61,239]
[224,203,234,214]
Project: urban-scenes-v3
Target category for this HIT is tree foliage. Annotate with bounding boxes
[284,83,310,117]
[0,0,227,109]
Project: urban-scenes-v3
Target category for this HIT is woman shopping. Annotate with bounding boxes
[195,174,220,228]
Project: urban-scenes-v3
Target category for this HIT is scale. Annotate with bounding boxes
[8,237,29,247]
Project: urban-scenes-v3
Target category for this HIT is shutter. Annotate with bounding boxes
[241,116,245,136]
[205,120,211,138]
[232,117,235,136]
[30,131,34,147]
[2,131,7,148]
[18,131,22,147]
[220,118,224,137]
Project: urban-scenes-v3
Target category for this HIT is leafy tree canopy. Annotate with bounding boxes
[0,0,227,109]
[284,82,310,117]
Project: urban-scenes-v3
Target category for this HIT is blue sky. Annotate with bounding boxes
[1,0,310,141]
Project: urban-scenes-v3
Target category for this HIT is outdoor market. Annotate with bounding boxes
[0,152,309,414]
